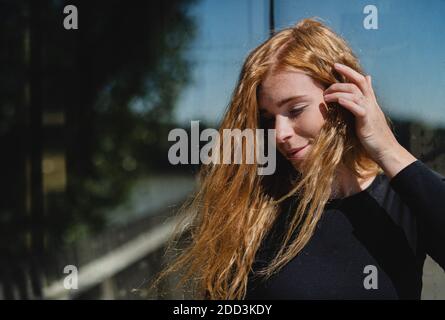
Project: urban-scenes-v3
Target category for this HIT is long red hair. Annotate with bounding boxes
[150,18,389,299]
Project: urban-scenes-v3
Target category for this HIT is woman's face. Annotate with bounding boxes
[258,69,328,168]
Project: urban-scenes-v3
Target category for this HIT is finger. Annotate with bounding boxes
[338,97,366,118]
[366,75,372,85]
[334,63,370,96]
[365,75,376,96]
[324,92,364,105]
[324,83,361,95]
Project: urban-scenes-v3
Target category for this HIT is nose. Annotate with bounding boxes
[275,115,294,144]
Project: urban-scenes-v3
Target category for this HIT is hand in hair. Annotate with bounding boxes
[323,63,417,179]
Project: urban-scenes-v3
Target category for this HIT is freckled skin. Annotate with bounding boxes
[258,64,417,197]
[258,69,328,168]
[258,69,375,197]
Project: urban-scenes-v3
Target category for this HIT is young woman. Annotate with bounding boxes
[153,18,445,299]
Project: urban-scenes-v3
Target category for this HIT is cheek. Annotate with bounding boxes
[295,109,325,137]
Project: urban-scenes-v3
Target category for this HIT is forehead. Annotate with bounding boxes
[258,70,320,108]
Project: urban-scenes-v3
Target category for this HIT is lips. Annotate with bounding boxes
[286,144,308,158]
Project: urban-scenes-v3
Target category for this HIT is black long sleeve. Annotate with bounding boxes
[389,160,445,269]
[246,160,445,300]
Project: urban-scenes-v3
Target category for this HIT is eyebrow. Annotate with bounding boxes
[259,95,309,114]
[277,95,309,108]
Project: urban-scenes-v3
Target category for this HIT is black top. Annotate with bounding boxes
[245,160,445,299]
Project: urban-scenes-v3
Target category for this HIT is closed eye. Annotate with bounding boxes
[289,106,307,117]
[259,105,307,127]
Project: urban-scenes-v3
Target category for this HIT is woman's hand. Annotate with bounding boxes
[323,63,417,178]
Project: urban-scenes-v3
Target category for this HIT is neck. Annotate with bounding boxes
[330,164,376,199]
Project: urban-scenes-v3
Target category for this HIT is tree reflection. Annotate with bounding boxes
[0,0,198,298]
